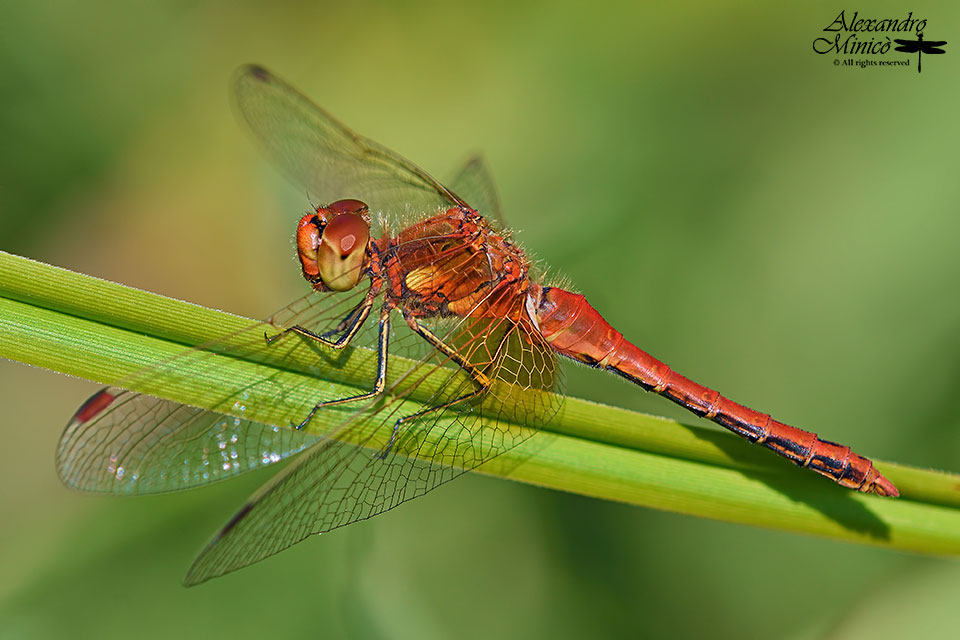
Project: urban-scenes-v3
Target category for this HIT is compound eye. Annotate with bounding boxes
[316,212,371,292]
[327,199,369,217]
[324,213,369,257]
[295,214,323,282]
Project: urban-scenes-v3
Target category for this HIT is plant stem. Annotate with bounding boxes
[2,250,959,555]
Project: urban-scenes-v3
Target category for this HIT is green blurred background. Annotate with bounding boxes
[2,1,959,638]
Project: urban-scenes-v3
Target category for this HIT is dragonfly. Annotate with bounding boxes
[57,65,899,586]
[894,32,947,73]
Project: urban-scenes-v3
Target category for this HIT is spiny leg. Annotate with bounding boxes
[378,314,493,459]
[265,289,374,350]
[294,305,391,431]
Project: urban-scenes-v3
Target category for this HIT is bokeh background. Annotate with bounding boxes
[2,1,959,638]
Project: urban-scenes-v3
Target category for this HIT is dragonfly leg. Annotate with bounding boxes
[318,296,371,341]
[377,315,492,459]
[265,290,374,350]
[293,305,390,431]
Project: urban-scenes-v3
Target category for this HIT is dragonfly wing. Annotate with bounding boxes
[184,308,563,585]
[233,65,469,224]
[55,285,386,495]
[448,154,505,228]
[58,388,322,494]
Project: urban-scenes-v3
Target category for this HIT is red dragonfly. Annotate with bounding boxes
[58,65,898,585]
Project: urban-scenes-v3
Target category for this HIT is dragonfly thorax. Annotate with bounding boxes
[296,199,372,292]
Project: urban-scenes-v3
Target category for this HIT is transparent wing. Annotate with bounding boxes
[57,388,322,494]
[233,65,472,223]
[56,284,383,495]
[448,154,505,229]
[184,304,563,585]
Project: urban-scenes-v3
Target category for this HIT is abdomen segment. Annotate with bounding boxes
[531,286,898,497]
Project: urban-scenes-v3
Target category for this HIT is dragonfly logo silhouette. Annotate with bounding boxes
[894,32,947,72]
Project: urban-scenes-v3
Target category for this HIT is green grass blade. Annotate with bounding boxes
[2,249,959,555]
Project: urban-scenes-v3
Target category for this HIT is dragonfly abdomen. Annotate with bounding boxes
[531,285,898,497]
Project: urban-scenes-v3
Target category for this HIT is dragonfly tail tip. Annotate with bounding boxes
[867,473,900,498]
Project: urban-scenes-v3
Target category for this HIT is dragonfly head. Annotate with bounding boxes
[296,199,372,292]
